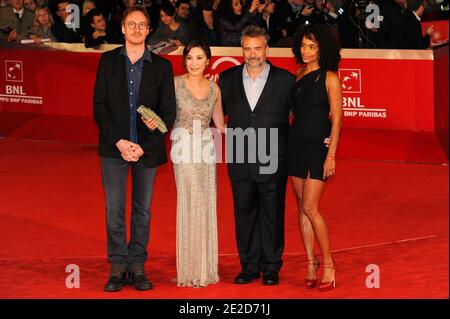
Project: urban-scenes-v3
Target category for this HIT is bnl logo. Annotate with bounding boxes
[5,60,23,82]
[5,60,26,95]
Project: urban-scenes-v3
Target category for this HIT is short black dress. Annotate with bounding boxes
[287,68,331,181]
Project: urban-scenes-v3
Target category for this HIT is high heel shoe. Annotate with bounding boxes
[305,257,320,289]
[318,259,336,292]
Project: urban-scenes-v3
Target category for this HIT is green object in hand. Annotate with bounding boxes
[137,105,168,134]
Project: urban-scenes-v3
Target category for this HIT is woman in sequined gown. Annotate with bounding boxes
[171,41,225,287]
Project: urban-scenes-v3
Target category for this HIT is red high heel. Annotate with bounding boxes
[318,259,336,292]
[305,257,320,289]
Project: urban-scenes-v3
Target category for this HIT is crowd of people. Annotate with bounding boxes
[0,0,447,49]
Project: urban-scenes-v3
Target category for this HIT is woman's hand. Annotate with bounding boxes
[323,158,335,179]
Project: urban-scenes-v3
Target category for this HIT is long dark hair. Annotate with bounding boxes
[218,0,244,23]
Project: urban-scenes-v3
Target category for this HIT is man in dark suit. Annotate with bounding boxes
[219,25,295,286]
[93,6,176,292]
[0,0,35,41]
[51,0,82,43]
[390,0,434,49]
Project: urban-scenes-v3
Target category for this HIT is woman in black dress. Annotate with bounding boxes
[287,24,342,292]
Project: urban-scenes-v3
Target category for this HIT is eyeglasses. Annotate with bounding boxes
[127,22,148,30]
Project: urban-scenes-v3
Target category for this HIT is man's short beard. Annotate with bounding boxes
[245,59,263,69]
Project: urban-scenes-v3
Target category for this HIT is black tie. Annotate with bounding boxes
[15,12,21,22]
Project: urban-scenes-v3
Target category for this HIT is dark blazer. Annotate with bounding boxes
[51,20,82,43]
[219,64,295,182]
[390,10,430,49]
[84,22,123,48]
[93,46,176,168]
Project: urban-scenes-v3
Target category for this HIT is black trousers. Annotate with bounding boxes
[230,175,287,274]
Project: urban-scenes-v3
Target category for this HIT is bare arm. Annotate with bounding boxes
[212,84,225,134]
[323,71,343,179]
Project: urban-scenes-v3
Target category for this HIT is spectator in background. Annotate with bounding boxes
[175,0,190,20]
[142,0,161,32]
[0,0,12,8]
[390,0,435,49]
[31,5,56,41]
[80,0,96,39]
[36,0,47,6]
[24,0,37,11]
[107,0,136,26]
[256,0,281,45]
[148,3,188,46]
[302,0,327,25]
[85,8,122,47]
[274,0,311,46]
[378,0,407,48]
[51,0,81,42]
[176,0,203,41]
[0,0,35,41]
[217,0,259,46]
[198,0,220,45]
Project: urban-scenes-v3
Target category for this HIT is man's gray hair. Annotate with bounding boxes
[240,25,270,46]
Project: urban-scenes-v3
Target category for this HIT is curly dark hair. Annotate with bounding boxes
[292,24,341,72]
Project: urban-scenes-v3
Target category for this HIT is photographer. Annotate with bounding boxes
[390,0,434,48]
[336,0,380,48]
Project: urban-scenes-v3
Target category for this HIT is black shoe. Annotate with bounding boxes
[129,271,154,290]
[104,272,127,292]
[262,272,279,285]
[234,271,260,284]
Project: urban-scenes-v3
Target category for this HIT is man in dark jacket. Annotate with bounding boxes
[390,0,434,49]
[219,26,295,286]
[93,6,176,292]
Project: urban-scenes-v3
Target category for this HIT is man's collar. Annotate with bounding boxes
[13,7,24,17]
[413,11,421,22]
[118,46,152,63]
[243,63,270,80]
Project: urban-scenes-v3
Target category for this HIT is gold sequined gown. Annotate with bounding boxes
[171,76,219,287]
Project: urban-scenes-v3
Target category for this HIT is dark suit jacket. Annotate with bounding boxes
[51,20,82,43]
[390,10,430,49]
[93,46,176,168]
[219,64,295,182]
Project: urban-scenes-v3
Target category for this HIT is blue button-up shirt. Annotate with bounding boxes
[242,63,270,111]
[119,47,152,143]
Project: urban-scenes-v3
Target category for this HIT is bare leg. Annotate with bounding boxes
[302,178,334,283]
[291,176,317,280]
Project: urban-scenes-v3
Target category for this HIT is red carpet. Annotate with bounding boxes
[0,138,448,299]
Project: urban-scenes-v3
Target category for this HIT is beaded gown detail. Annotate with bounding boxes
[172,76,219,287]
